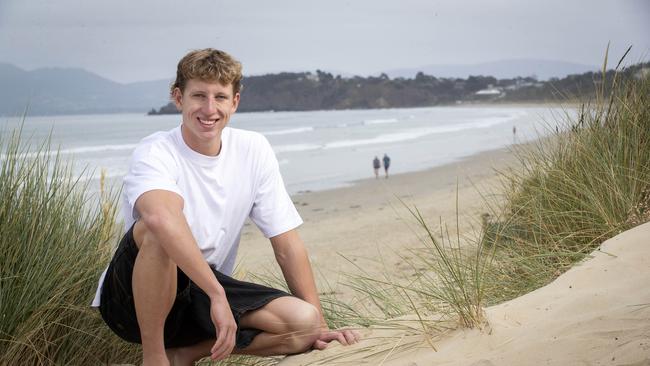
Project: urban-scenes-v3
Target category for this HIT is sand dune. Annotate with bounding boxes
[279,222,650,365]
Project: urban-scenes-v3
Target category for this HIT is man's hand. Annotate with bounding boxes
[209,295,237,360]
[312,328,361,350]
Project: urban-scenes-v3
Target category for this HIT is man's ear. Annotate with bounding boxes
[231,92,241,113]
[172,87,183,111]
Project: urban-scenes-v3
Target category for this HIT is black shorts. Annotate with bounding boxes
[99,224,291,349]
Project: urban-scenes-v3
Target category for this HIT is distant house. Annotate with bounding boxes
[475,88,502,96]
[475,85,503,98]
[305,73,320,82]
[504,78,539,91]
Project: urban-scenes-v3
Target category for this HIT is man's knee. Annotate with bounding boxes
[284,302,321,353]
[132,220,147,249]
[133,220,169,258]
[131,220,177,278]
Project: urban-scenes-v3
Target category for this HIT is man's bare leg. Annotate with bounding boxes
[237,296,321,355]
[132,221,178,366]
[165,296,321,365]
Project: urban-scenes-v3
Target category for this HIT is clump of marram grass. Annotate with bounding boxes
[341,200,490,331]
[0,125,140,365]
[480,50,650,303]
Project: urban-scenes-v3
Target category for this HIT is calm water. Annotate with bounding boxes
[1,105,574,196]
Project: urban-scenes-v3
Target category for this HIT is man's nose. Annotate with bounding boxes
[203,98,217,114]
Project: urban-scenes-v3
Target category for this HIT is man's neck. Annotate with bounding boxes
[180,126,223,156]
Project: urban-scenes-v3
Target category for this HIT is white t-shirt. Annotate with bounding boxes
[91,126,302,307]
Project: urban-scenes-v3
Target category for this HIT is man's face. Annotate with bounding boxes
[173,79,240,155]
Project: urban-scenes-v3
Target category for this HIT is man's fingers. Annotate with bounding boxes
[211,327,236,360]
[211,338,233,360]
[210,333,225,355]
[334,331,348,346]
[343,329,360,344]
[210,326,229,358]
[318,331,347,345]
[313,339,329,350]
[315,329,362,348]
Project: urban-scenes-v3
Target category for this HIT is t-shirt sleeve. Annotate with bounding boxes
[249,136,303,238]
[123,142,182,221]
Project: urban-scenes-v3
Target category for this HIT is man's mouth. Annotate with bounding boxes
[198,117,217,126]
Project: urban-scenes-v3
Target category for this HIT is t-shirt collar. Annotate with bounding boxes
[174,125,227,166]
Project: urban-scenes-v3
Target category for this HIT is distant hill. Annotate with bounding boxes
[0,63,170,116]
[384,59,599,80]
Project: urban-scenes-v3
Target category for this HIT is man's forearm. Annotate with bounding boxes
[136,190,224,300]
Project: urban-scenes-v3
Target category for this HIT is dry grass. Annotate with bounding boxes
[0,123,140,365]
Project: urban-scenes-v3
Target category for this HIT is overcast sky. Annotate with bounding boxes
[1,0,648,83]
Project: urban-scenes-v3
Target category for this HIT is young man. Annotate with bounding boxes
[92,49,358,366]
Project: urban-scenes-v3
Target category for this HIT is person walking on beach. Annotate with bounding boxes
[383,153,391,178]
[373,156,381,179]
[92,48,358,366]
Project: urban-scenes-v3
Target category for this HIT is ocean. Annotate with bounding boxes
[1,105,575,197]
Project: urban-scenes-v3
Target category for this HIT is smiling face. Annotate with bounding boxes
[173,79,240,156]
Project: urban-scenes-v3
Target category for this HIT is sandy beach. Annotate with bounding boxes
[236,146,519,291]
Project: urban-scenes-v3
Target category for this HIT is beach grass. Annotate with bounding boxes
[0,123,140,365]
[480,52,650,303]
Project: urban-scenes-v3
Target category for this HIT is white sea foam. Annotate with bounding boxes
[58,144,138,155]
[261,126,314,136]
[363,118,398,125]
[273,112,520,153]
[273,143,322,154]
[0,143,137,159]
